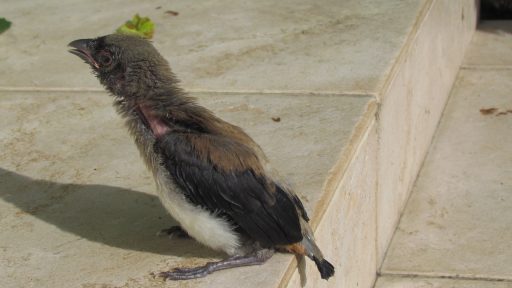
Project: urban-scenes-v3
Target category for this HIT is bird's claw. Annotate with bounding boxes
[156,226,190,239]
[157,266,210,280]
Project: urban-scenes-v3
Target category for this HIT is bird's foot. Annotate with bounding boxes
[156,225,190,239]
[157,249,274,281]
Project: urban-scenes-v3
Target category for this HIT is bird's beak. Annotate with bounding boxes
[68,38,99,69]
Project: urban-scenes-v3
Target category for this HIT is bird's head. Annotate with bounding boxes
[68,34,176,99]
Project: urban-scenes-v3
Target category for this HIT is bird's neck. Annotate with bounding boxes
[118,82,219,137]
[137,104,171,138]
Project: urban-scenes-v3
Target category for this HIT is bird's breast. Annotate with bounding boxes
[122,111,242,255]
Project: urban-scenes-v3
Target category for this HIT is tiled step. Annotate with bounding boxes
[375,276,512,288]
[0,91,373,288]
[0,0,426,93]
[0,1,478,288]
[378,21,512,286]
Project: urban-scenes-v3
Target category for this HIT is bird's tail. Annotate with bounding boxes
[301,232,335,280]
[311,255,335,280]
[284,218,335,280]
[280,240,335,280]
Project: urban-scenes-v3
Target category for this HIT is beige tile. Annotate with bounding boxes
[285,121,377,288]
[381,70,512,280]
[0,0,425,93]
[0,91,371,288]
[376,0,477,264]
[463,21,512,67]
[375,276,512,288]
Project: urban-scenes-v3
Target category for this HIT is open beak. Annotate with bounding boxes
[68,38,99,69]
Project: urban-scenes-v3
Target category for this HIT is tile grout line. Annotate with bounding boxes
[0,86,378,98]
[373,0,435,275]
[374,0,435,102]
[0,87,104,92]
[379,271,512,283]
[186,89,378,97]
[460,65,512,70]
[376,68,467,277]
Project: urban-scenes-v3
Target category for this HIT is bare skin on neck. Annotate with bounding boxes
[139,105,170,138]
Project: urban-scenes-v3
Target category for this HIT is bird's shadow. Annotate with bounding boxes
[0,167,221,259]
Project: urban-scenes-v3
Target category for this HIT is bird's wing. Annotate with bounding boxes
[155,132,303,247]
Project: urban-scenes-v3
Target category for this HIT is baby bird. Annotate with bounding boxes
[68,34,334,281]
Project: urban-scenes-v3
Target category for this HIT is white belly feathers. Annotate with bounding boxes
[154,166,241,256]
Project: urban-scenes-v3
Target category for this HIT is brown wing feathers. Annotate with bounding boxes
[154,130,303,247]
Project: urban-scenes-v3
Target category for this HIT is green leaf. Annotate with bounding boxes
[115,14,155,39]
[0,18,12,34]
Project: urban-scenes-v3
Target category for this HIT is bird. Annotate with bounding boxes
[68,34,334,281]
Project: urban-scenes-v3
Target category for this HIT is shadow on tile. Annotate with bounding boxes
[477,21,512,34]
[0,167,222,258]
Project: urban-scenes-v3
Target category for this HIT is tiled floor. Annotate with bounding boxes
[0,91,370,288]
[0,0,481,287]
[377,21,512,287]
[0,0,424,92]
[375,276,512,288]
[0,0,408,287]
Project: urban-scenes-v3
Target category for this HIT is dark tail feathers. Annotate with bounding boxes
[312,256,335,280]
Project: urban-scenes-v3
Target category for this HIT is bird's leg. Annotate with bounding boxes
[158,249,274,280]
[157,225,190,239]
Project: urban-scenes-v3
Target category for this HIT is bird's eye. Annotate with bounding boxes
[98,51,112,66]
